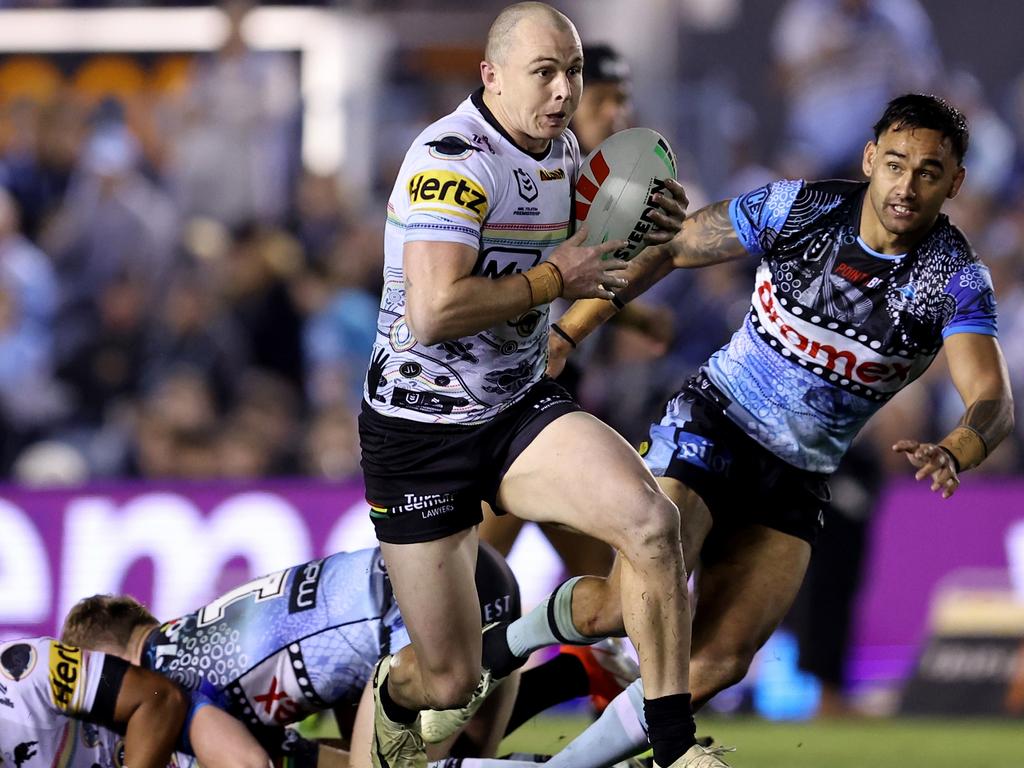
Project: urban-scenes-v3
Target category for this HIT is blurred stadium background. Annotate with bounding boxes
[1,0,1023,764]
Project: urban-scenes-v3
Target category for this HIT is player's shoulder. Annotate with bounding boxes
[802,178,865,199]
[931,215,978,262]
[406,98,497,171]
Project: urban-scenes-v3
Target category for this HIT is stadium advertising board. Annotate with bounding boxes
[2,479,1023,691]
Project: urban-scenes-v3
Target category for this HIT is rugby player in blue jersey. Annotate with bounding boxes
[61,543,632,768]
[479,93,1014,767]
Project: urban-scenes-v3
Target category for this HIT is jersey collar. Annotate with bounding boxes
[471,87,553,161]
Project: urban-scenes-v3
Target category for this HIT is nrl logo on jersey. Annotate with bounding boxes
[513,168,538,202]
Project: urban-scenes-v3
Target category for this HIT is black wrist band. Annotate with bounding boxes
[611,295,627,310]
[938,446,961,473]
[550,323,578,348]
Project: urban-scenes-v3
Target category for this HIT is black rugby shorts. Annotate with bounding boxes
[359,377,580,544]
[642,373,831,545]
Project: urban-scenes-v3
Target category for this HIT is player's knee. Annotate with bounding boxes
[619,491,681,561]
[694,644,757,693]
[421,665,480,710]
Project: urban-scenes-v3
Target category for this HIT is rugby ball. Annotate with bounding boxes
[575,127,677,261]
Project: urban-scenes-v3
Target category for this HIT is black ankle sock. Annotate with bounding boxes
[380,676,419,725]
[482,622,529,679]
[504,653,590,735]
[644,693,696,767]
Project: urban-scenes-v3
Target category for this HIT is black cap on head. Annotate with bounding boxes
[583,43,631,84]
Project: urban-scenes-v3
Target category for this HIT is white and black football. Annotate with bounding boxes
[574,127,678,261]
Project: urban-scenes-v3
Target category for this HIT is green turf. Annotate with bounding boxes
[500,714,1024,768]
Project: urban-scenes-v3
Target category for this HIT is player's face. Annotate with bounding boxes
[486,20,583,150]
[572,81,632,154]
[862,126,965,244]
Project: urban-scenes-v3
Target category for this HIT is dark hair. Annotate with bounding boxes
[873,94,970,164]
[61,594,158,649]
[583,43,631,84]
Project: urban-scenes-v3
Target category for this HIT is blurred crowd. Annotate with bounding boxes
[0,0,1023,485]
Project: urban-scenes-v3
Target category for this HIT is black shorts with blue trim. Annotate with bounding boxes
[359,377,580,545]
[642,373,831,545]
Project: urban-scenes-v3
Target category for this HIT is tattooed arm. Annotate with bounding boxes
[940,333,1014,469]
[666,199,749,268]
[894,333,1014,498]
[549,199,747,367]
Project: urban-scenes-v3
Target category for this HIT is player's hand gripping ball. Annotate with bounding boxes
[574,127,679,261]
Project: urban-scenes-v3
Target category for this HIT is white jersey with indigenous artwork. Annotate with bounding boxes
[0,637,183,768]
[364,89,579,424]
[700,179,997,473]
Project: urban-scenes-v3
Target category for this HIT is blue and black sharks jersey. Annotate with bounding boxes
[142,544,520,730]
[703,179,997,473]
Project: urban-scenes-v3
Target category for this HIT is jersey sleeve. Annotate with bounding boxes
[34,639,114,720]
[401,131,496,249]
[728,179,805,257]
[942,262,998,338]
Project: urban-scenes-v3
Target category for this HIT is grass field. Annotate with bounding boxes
[500,714,1024,768]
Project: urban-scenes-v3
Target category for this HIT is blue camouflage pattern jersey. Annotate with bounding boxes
[143,548,400,729]
[141,544,520,732]
[700,179,997,473]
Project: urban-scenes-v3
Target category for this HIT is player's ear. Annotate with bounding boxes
[862,141,876,178]
[481,60,501,95]
[948,164,966,199]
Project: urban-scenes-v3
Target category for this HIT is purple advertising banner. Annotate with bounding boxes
[3,478,1023,689]
[851,478,1024,684]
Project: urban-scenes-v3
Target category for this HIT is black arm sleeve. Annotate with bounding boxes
[85,654,130,731]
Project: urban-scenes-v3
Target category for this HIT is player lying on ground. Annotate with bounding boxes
[61,543,638,768]
[0,635,186,768]
[454,93,1014,768]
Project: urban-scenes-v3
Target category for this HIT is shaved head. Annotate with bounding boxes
[485,2,578,65]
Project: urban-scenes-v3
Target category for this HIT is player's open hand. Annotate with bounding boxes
[893,439,960,499]
[549,227,630,300]
[643,178,688,245]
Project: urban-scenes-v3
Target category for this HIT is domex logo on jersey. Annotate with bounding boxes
[408,170,488,221]
[48,641,82,712]
[755,276,919,392]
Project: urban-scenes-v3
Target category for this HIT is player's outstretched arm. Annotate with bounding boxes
[404,232,627,346]
[114,665,189,768]
[546,197,740,373]
[894,333,1014,498]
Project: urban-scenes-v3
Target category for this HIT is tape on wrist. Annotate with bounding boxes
[523,262,564,306]
[550,323,578,349]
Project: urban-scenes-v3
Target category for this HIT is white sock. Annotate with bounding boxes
[544,679,649,768]
[506,577,596,657]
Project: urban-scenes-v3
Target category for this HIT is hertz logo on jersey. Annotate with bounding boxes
[408,171,488,222]
[49,641,82,712]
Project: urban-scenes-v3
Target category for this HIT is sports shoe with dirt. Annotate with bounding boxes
[371,655,426,768]
[560,637,641,712]
[654,744,736,768]
[420,667,503,743]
